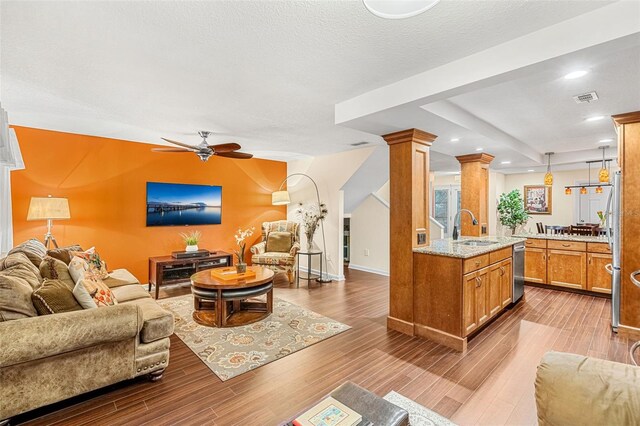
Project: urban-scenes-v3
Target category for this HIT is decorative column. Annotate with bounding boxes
[455,153,495,237]
[383,128,437,335]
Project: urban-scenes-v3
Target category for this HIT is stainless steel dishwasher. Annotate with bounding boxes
[512,242,525,303]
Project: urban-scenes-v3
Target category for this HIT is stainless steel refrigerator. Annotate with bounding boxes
[606,170,621,332]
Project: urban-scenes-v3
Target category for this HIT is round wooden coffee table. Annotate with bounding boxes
[190,266,274,327]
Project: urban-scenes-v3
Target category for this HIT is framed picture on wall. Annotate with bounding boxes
[524,185,552,215]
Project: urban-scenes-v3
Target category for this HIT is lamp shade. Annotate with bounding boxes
[27,197,70,220]
[271,190,291,206]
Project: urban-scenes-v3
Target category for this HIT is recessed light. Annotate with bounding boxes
[450,138,460,142]
[363,0,441,19]
[585,115,605,122]
[564,70,588,80]
[528,169,535,172]
[475,147,483,151]
[501,161,511,165]
[598,138,613,143]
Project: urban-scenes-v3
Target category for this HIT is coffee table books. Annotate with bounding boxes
[209,267,257,281]
[290,397,368,426]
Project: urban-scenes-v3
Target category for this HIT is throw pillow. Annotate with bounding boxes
[31,279,82,315]
[39,256,75,289]
[69,247,108,280]
[68,256,89,284]
[73,279,117,309]
[46,244,83,265]
[266,231,293,253]
[0,272,38,321]
[7,239,47,268]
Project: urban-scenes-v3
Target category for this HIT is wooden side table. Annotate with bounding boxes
[148,251,233,299]
[296,251,323,288]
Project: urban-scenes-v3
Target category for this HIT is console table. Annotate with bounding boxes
[148,251,233,299]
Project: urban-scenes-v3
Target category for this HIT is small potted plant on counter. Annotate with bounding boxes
[233,226,255,273]
[497,189,529,235]
[180,230,201,252]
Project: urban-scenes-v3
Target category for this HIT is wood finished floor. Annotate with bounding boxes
[14,269,630,426]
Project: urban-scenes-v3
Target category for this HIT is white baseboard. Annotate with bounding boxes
[347,263,390,277]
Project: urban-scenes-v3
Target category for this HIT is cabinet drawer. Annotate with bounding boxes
[463,254,490,274]
[524,239,546,249]
[587,242,612,254]
[489,247,512,264]
[547,240,586,252]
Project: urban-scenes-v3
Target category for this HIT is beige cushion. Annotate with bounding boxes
[8,239,47,268]
[123,298,174,343]
[111,284,150,303]
[0,271,38,321]
[39,256,75,289]
[73,279,117,308]
[266,231,293,253]
[0,254,42,290]
[31,279,82,315]
[104,269,140,288]
[46,244,83,265]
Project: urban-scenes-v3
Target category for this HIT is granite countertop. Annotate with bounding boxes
[413,236,526,259]
[514,233,609,243]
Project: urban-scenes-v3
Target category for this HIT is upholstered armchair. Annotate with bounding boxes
[250,220,300,283]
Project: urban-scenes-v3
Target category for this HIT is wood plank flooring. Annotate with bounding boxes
[13,270,631,425]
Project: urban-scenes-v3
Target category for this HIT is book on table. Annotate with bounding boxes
[292,397,362,426]
[209,267,257,281]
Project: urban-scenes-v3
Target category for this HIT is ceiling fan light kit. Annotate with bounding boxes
[152,130,252,162]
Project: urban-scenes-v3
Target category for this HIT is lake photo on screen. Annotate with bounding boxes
[146,182,222,226]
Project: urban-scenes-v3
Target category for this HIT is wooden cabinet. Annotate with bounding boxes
[476,267,490,327]
[547,249,586,290]
[488,263,503,317]
[588,253,613,294]
[500,258,513,308]
[525,247,547,284]
[463,272,479,336]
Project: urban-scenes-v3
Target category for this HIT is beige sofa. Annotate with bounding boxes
[0,243,174,425]
[535,351,640,425]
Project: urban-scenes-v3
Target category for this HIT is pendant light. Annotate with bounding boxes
[580,187,588,195]
[544,152,554,186]
[598,146,610,183]
[565,187,572,195]
[595,186,603,194]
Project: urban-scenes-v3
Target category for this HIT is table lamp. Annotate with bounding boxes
[27,196,70,249]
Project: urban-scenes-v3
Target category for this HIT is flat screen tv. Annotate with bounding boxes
[146,182,222,226]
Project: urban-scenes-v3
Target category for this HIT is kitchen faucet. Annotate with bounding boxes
[452,209,478,240]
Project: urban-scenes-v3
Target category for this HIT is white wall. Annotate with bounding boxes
[489,171,506,236]
[287,147,375,280]
[503,168,617,233]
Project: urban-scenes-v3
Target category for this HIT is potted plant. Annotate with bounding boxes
[179,230,201,252]
[233,226,255,273]
[295,202,328,251]
[497,189,529,235]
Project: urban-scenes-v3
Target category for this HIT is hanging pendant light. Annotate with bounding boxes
[598,146,609,183]
[544,152,554,186]
[595,186,603,194]
[565,187,572,195]
[580,187,588,195]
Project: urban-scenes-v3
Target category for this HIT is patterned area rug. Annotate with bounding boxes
[384,392,457,426]
[158,294,350,381]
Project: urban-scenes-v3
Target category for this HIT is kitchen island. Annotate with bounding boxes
[515,233,612,294]
[413,236,525,352]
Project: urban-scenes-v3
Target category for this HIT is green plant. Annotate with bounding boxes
[497,190,529,233]
[180,230,201,246]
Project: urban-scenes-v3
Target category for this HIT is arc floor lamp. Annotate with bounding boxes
[272,173,332,283]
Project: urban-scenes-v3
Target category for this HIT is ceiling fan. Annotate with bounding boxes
[152,131,253,162]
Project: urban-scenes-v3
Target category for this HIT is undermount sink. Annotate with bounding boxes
[454,240,500,246]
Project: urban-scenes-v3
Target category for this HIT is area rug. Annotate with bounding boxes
[158,294,350,381]
[384,391,457,426]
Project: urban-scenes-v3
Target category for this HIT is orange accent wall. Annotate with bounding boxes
[10,126,287,281]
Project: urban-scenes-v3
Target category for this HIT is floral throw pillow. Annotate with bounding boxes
[69,248,109,281]
[73,278,118,309]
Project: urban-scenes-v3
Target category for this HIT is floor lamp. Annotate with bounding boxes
[27,196,71,249]
[272,173,333,283]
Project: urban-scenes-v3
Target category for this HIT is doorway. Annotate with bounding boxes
[433,185,461,237]
[573,180,611,224]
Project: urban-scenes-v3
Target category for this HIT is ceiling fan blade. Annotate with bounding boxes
[209,142,241,153]
[161,137,199,150]
[215,151,253,159]
[151,148,193,152]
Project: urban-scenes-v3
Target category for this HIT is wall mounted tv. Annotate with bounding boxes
[146,182,222,226]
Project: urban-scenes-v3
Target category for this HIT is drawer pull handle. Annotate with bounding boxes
[632,270,640,289]
[562,244,570,247]
[605,263,613,275]
[475,277,481,287]
[475,261,481,266]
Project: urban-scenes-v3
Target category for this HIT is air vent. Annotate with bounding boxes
[573,91,599,104]
[350,141,370,147]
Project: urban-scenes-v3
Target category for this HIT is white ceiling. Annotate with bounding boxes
[0,0,618,162]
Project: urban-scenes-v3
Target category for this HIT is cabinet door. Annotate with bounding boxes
[548,250,587,289]
[463,272,478,336]
[488,263,503,318]
[588,253,613,294]
[476,267,490,327]
[525,248,547,283]
[501,258,513,308]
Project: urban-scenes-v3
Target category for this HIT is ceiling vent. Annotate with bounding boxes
[350,141,370,147]
[573,91,599,104]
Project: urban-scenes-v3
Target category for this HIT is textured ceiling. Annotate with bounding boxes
[0,0,613,160]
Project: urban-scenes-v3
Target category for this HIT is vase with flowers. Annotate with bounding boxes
[233,226,255,273]
[295,202,328,251]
